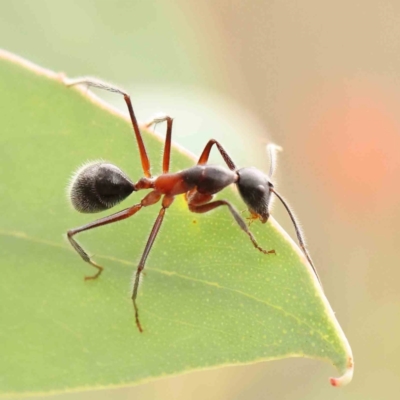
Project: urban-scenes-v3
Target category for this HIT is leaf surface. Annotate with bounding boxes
[0,50,353,396]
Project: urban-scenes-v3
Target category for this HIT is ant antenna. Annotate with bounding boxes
[267,144,282,178]
[271,188,322,288]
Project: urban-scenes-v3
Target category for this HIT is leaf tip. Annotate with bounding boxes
[329,356,354,387]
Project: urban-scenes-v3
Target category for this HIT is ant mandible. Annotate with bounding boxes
[66,78,321,333]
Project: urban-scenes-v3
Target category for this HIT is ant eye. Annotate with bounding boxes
[68,161,135,213]
[255,184,266,194]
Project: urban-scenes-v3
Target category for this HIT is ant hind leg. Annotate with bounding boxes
[65,77,152,178]
[67,232,104,280]
[67,203,143,280]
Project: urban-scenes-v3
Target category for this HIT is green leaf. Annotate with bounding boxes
[0,49,353,396]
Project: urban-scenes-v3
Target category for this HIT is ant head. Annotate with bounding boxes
[68,161,135,213]
[236,167,273,223]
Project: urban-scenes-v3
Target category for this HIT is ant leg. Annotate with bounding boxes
[197,139,237,171]
[144,115,174,173]
[188,197,275,255]
[67,191,162,280]
[65,77,152,178]
[132,195,175,332]
[68,204,142,280]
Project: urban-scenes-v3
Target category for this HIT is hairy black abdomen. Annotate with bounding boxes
[69,162,135,213]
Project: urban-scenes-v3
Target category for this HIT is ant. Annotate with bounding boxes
[66,78,321,333]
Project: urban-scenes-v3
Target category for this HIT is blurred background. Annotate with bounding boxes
[2,0,399,398]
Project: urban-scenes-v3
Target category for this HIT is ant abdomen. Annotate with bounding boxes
[68,161,135,213]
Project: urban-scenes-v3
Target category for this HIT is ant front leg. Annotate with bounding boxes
[187,192,275,255]
[197,139,237,171]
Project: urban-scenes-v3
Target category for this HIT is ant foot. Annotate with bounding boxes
[133,301,144,333]
[259,247,276,255]
[136,318,144,333]
[84,261,103,280]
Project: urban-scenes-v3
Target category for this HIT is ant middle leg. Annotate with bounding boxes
[131,195,175,333]
[187,193,275,255]
[144,115,174,174]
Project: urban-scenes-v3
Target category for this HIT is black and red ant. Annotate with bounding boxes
[66,78,321,332]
